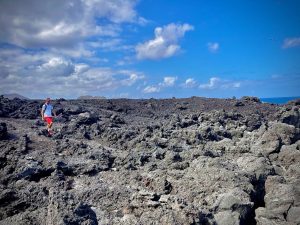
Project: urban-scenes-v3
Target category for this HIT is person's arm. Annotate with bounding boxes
[41,105,45,120]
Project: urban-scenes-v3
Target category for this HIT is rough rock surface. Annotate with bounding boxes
[0,96,299,225]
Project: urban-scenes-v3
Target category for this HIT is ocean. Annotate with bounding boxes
[260,96,300,104]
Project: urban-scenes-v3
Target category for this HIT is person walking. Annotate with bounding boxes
[41,97,56,136]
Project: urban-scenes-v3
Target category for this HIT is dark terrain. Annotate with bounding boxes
[0,95,299,225]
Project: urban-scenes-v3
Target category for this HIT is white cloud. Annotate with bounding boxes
[37,57,75,76]
[233,82,241,88]
[74,64,90,74]
[120,71,145,86]
[282,37,300,49]
[182,78,197,88]
[50,44,95,58]
[161,76,177,87]
[142,76,177,94]
[199,77,241,90]
[0,0,140,49]
[137,17,150,26]
[88,39,134,52]
[136,23,194,60]
[143,86,160,93]
[0,48,144,98]
[207,42,219,53]
[199,77,220,89]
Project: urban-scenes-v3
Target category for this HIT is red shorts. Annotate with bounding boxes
[44,117,53,125]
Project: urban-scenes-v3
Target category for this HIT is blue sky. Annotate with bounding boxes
[0,0,299,99]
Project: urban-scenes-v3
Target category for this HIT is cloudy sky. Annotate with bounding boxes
[0,0,299,99]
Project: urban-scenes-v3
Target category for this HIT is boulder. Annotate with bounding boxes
[64,105,84,115]
[250,122,296,156]
[278,143,300,169]
[280,106,300,128]
[255,175,299,224]
[46,188,97,225]
[74,112,98,125]
[268,122,297,145]
[286,206,300,224]
[213,188,254,225]
[214,211,241,225]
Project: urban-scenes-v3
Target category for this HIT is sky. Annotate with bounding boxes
[0,0,299,99]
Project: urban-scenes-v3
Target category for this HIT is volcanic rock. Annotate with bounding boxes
[0,123,7,140]
[0,97,299,225]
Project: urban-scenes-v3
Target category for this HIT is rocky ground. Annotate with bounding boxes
[0,95,299,225]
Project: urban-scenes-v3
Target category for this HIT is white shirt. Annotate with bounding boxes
[42,103,53,117]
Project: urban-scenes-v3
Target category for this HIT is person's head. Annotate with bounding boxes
[45,97,50,104]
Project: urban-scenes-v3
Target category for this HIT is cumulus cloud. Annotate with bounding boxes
[199,77,241,90]
[143,86,160,93]
[182,78,197,88]
[0,0,140,49]
[199,77,220,89]
[37,57,75,76]
[207,42,219,53]
[0,0,148,98]
[142,76,177,94]
[161,76,177,87]
[136,23,194,60]
[119,71,145,86]
[0,48,144,98]
[282,37,300,49]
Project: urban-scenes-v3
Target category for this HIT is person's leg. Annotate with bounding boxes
[45,117,53,134]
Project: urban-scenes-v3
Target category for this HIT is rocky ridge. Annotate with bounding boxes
[0,96,299,225]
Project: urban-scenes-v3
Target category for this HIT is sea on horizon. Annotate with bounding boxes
[260,96,300,104]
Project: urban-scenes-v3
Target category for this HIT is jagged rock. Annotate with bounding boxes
[87,148,115,171]
[251,121,299,156]
[74,112,98,125]
[64,105,84,115]
[245,113,263,131]
[213,188,255,225]
[110,114,125,124]
[241,96,261,103]
[0,123,7,140]
[34,119,44,126]
[46,188,97,225]
[286,206,300,224]
[278,142,300,169]
[0,97,298,225]
[9,101,40,119]
[236,155,274,179]
[280,106,300,128]
[285,163,300,179]
[214,211,242,225]
[0,208,47,225]
[269,122,298,145]
[255,175,300,225]
[0,96,26,117]
[16,160,54,182]
[18,134,30,153]
[287,98,300,106]
[234,101,244,107]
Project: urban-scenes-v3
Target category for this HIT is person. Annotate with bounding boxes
[41,97,56,136]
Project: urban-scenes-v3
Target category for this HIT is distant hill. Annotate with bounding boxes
[2,93,29,100]
[78,95,106,100]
